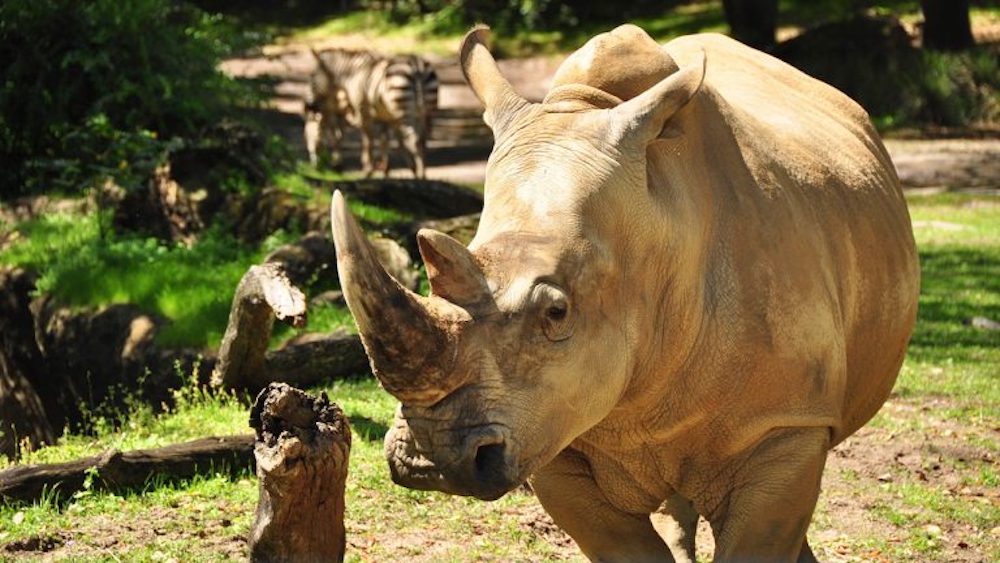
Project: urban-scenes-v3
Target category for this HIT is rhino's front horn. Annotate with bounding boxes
[331,191,470,405]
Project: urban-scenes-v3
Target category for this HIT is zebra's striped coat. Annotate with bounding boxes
[306,49,438,178]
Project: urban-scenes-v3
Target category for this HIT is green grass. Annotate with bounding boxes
[282,10,463,56]
[0,377,578,561]
[270,301,357,347]
[0,211,297,349]
[278,2,729,57]
[896,194,999,417]
[348,199,415,225]
[0,173,414,350]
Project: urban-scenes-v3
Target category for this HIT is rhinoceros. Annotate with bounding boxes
[331,24,919,562]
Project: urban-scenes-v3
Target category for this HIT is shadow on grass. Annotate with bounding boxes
[350,416,389,442]
[909,244,1000,364]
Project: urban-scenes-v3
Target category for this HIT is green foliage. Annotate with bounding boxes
[0,0,257,198]
[911,47,1000,126]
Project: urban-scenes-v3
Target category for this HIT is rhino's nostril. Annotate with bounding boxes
[474,442,506,478]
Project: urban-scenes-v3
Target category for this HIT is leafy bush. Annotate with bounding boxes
[0,0,256,198]
[912,47,1000,127]
[773,15,999,129]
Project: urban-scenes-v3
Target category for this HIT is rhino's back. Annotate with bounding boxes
[658,34,919,446]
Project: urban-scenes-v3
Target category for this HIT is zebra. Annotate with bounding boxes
[304,48,364,169]
[306,48,438,179]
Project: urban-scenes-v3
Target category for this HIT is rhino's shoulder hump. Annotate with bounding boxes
[662,33,896,198]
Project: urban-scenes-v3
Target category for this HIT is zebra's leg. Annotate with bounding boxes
[303,112,321,167]
[376,123,391,177]
[359,123,376,178]
[396,123,424,179]
[327,114,344,170]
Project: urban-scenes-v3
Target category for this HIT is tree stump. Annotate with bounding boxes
[248,383,351,563]
[212,263,307,390]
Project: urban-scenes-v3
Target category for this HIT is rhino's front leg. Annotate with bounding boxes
[531,448,673,563]
[707,427,828,563]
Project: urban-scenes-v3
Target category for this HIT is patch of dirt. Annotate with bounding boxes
[884,138,1000,191]
[809,396,999,562]
[2,532,67,554]
[512,502,577,551]
[3,502,248,562]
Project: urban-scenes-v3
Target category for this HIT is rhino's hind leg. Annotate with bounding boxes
[531,448,672,562]
[708,427,829,562]
[653,493,698,563]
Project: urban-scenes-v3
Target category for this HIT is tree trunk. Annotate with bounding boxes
[722,0,779,50]
[249,383,351,563]
[0,435,254,504]
[212,263,307,390]
[0,269,56,459]
[921,0,974,50]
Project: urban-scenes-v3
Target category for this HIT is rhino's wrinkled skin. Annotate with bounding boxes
[331,24,919,562]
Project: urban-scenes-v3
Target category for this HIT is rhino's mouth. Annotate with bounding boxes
[384,421,523,501]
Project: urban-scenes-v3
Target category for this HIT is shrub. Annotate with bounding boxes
[914,47,1000,126]
[0,0,255,198]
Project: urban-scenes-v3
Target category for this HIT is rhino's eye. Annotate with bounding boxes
[534,283,573,342]
[546,304,567,321]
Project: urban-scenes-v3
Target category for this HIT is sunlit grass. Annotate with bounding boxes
[0,211,298,349]
[280,10,461,56]
[0,376,578,561]
[899,194,999,422]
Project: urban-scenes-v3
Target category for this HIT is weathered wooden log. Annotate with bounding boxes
[0,435,254,504]
[263,231,337,287]
[402,212,481,262]
[212,263,307,390]
[330,178,483,219]
[264,331,369,390]
[249,383,351,563]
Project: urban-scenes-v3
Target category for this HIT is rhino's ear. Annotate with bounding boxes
[417,229,490,307]
[460,25,530,134]
[611,50,706,143]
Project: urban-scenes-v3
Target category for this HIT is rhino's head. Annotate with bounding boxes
[332,25,705,500]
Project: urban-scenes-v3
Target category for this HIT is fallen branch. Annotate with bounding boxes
[0,435,254,504]
[264,331,369,390]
